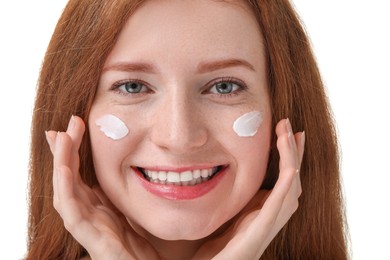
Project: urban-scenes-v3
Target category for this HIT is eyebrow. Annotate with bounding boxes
[102,58,255,74]
[102,62,157,74]
[197,58,255,73]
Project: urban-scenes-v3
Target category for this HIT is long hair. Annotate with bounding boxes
[27,0,349,259]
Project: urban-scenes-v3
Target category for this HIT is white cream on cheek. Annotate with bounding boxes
[95,114,129,140]
[233,111,263,137]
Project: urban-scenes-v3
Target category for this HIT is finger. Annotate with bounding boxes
[46,116,85,173]
[52,132,72,209]
[294,131,305,167]
[66,115,85,156]
[216,120,304,259]
[53,132,72,171]
[45,130,58,154]
[250,119,299,228]
[53,131,100,206]
[54,166,101,247]
[276,119,299,171]
[257,170,296,227]
[65,115,85,175]
[260,168,302,253]
[292,131,305,196]
[55,167,135,259]
[63,117,98,201]
[258,130,305,250]
[274,118,303,211]
[246,120,301,248]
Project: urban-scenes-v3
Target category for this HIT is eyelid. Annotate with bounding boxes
[110,79,147,90]
[111,79,153,95]
[203,77,248,95]
[109,77,247,97]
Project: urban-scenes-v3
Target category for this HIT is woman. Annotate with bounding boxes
[27,0,349,259]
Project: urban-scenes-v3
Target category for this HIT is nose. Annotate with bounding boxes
[150,93,208,154]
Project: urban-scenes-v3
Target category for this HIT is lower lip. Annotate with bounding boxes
[133,167,227,200]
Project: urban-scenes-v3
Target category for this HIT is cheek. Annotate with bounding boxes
[232,114,271,207]
[205,110,270,225]
[88,112,138,179]
[218,110,271,185]
[235,129,270,180]
[233,111,263,137]
[95,114,129,140]
[89,113,131,156]
[232,110,270,165]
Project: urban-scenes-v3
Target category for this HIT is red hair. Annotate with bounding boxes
[27,0,349,259]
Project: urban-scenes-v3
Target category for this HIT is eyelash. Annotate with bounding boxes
[111,77,248,98]
[204,77,248,98]
[111,79,151,96]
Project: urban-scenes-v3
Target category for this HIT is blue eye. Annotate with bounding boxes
[117,81,148,94]
[209,81,241,95]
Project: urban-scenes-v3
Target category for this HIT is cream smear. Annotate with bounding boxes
[233,111,263,137]
[95,114,129,140]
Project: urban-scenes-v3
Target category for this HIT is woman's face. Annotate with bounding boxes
[89,0,271,240]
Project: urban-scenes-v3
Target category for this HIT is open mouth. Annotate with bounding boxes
[137,165,225,186]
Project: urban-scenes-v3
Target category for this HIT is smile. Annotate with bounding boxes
[133,165,228,200]
[138,166,223,186]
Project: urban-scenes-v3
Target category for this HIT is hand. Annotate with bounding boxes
[46,116,159,260]
[194,119,305,260]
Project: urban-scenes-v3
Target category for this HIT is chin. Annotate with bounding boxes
[142,217,222,241]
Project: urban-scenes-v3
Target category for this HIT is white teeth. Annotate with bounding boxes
[189,178,197,185]
[201,169,209,178]
[180,171,193,182]
[142,167,220,186]
[193,170,201,179]
[167,171,180,183]
[158,171,167,181]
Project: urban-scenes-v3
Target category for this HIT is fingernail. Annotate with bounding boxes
[45,131,50,144]
[67,115,75,132]
[286,118,293,137]
[286,119,296,150]
[56,131,61,146]
[45,131,57,148]
[300,131,306,149]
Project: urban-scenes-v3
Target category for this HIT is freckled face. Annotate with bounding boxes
[88,0,271,240]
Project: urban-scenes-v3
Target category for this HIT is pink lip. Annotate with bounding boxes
[133,166,227,200]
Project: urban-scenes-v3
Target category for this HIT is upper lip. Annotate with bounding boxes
[135,165,225,173]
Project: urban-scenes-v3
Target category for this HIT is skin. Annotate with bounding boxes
[46,1,305,259]
[91,0,269,243]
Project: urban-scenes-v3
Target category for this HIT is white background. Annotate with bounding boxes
[0,1,389,259]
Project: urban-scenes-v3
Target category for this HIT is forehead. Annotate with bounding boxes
[106,0,265,69]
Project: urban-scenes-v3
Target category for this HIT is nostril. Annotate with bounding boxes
[149,102,208,153]
[150,125,208,154]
